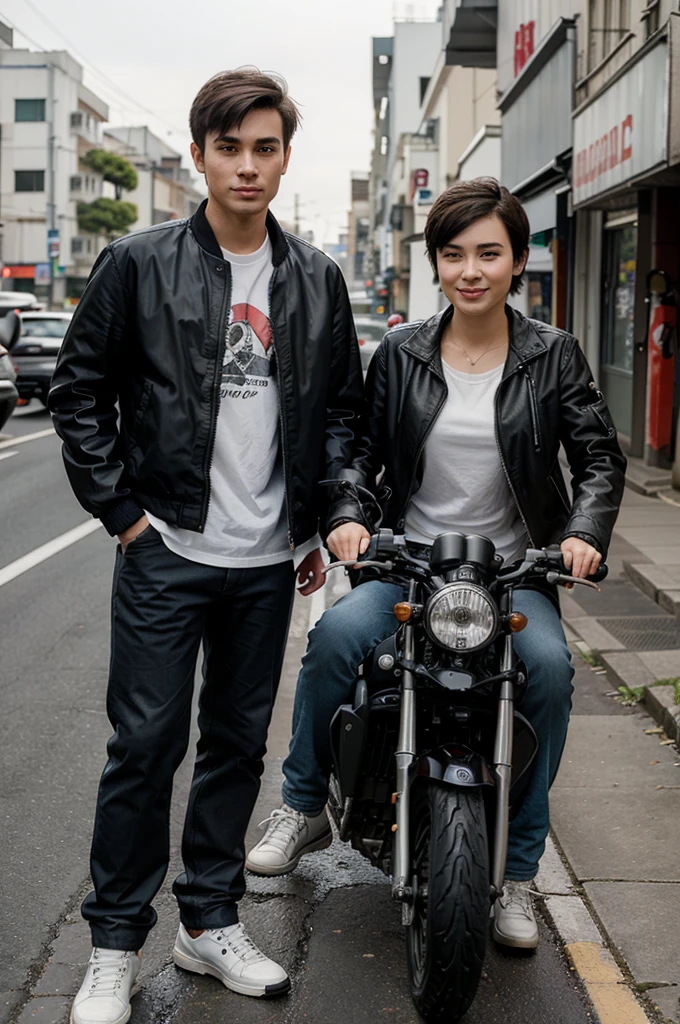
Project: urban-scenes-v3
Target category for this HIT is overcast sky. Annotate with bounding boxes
[0,0,441,244]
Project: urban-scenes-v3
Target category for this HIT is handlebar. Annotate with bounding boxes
[324,529,608,589]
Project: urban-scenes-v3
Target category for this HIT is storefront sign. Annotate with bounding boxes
[573,42,668,205]
[514,21,535,76]
[1,265,36,279]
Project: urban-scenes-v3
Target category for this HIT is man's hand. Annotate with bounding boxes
[118,515,150,553]
[296,548,326,596]
[326,522,371,562]
[560,537,602,580]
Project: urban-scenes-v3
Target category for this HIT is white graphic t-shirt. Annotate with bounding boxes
[147,235,318,569]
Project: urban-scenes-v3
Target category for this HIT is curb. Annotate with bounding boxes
[536,837,654,1024]
[623,561,680,620]
[643,684,680,746]
[561,609,680,748]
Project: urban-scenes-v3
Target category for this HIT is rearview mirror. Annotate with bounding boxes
[0,311,21,349]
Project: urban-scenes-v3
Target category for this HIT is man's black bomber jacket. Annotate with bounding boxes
[49,201,363,547]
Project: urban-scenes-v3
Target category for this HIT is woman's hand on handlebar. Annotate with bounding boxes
[560,537,602,582]
[327,523,371,562]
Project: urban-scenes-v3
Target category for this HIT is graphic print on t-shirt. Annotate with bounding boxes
[222,302,273,394]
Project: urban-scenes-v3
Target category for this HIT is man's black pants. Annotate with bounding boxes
[82,525,295,950]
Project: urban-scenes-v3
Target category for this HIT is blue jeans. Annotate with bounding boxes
[282,581,574,881]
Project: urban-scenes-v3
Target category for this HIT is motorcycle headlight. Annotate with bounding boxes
[424,583,499,652]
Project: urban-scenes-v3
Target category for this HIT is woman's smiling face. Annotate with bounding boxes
[436,214,527,317]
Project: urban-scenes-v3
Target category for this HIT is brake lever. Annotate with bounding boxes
[321,559,394,575]
[545,571,601,592]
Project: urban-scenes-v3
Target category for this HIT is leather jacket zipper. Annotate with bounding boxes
[199,262,231,531]
[525,370,542,451]
[494,372,535,546]
[268,268,295,551]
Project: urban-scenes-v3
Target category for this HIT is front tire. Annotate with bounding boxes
[407,783,489,1023]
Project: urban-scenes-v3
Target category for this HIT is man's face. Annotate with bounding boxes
[191,107,291,218]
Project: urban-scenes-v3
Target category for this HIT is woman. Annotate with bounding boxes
[247,178,626,949]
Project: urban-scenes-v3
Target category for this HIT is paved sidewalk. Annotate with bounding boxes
[554,481,680,1023]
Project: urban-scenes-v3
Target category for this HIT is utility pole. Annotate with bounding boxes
[293,193,300,237]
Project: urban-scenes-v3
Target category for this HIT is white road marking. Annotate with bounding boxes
[0,427,56,450]
[0,450,18,462]
[0,519,102,588]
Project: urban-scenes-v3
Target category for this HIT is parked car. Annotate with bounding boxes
[10,311,73,405]
[0,291,42,316]
[0,312,20,430]
[354,315,387,372]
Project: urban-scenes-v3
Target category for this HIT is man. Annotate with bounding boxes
[49,68,362,1024]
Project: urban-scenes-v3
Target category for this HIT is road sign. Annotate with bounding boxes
[47,229,60,261]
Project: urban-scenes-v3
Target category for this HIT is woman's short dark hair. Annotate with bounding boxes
[424,177,530,295]
[190,68,301,153]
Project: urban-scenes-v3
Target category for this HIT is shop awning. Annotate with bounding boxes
[444,0,497,68]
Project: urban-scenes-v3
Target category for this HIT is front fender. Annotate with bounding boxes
[410,745,495,789]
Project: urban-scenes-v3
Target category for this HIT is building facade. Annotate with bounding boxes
[571,2,680,464]
[0,27,110,305]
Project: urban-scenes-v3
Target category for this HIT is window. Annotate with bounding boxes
[15,99,45,122]
[15,170,45,192]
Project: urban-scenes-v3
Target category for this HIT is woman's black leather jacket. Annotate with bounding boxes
[48,201,363,544]
[326,305,626,560]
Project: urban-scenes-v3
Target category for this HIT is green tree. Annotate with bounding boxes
[77,198,138,238]
[81,149,138,199]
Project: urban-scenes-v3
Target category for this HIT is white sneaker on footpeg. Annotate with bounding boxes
[172,923,290,998]
[491,879,540,949]
[71,948,141,1024]
[245,804,332,876]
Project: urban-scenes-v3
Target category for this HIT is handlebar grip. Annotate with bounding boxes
[545,544,608,583]
[364,528,406,562]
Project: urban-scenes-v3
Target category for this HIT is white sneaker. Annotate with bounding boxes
[491,879,540,950]
[71,948,141,1024]
[172,923,289,997]
[245,804,332,876]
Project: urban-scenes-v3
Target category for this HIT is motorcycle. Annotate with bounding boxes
[324,528,606,1023]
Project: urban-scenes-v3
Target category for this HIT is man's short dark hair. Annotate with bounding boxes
[190,68,301,152]
[424,177,530,295]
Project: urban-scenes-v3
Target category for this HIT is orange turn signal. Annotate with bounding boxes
[394,602,412,622]
[508,612,528,633]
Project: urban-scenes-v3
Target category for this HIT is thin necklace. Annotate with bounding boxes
[449,339,507,367]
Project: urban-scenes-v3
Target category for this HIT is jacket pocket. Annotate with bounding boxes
[525,371,542,451]
[586,381,616,440]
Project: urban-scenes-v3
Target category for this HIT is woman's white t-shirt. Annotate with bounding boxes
[404,360,528,565]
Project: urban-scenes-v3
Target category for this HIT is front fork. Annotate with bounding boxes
[491,630,515,897]
[392,581,417,918]
[391,586,516,908]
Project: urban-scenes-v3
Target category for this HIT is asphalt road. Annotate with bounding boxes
[0,403,597,1024]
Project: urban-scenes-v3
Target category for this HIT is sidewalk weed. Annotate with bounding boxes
[617,684,645,706]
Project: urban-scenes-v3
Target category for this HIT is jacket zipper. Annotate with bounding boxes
[494,371,535,546]
[199,263,231,531]
[525,370,542,451]
[267,268,295,550]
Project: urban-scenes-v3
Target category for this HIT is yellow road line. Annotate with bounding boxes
[566,942,651,1024]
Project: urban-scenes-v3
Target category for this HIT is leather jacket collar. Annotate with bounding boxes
[189,197,290,267]
[400,303,548,378]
